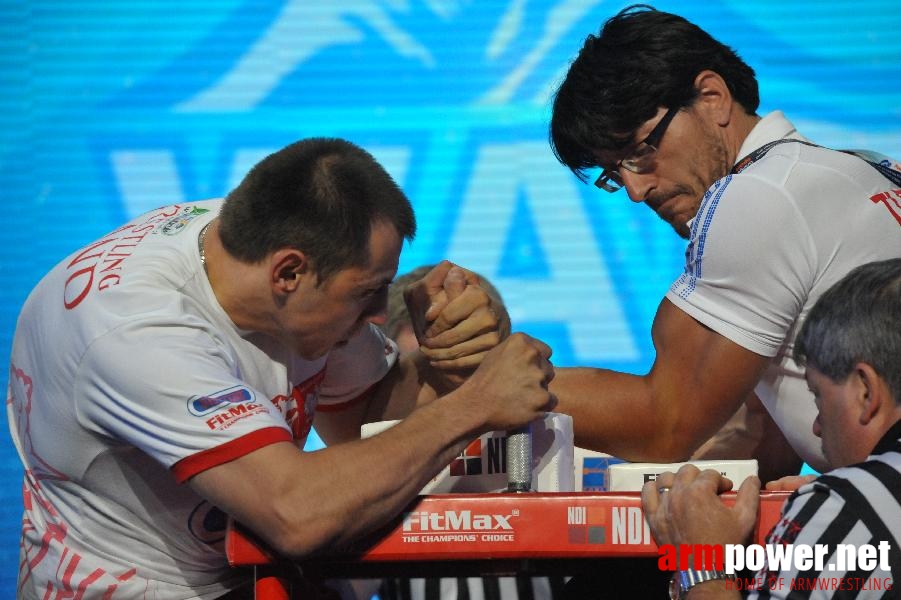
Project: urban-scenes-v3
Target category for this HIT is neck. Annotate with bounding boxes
[727,111,762,165]
[202,219,273,333]
[871,414,901,456]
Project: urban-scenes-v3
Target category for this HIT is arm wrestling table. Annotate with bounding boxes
[226,491,789,599]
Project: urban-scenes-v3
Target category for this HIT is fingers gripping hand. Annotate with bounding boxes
[406,262,509,369]
[420,286,502,362]
[423,270,509,339]
[404,261,456,343]
[404,262,480,340]
[641,465,760,550]
[461,333,556,431]
[421,267,487,344]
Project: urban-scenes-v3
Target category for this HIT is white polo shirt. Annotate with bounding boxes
[668,111,901,472]
[8,200,397,598]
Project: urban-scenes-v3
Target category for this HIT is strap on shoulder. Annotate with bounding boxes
[732,138,901,187]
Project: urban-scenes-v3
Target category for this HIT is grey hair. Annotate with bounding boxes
[794,258,901,402]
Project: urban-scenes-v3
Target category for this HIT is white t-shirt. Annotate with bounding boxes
[668,111,901,473]
[8,200,397,599]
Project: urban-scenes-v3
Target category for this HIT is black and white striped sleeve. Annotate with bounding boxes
[746,453,901,599]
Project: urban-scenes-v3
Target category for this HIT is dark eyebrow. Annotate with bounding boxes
[363,277,393,290]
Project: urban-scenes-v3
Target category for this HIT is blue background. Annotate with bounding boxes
[2,0,899,595]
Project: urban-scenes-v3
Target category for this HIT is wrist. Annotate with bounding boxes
[414,350,476,395]
[421,378,488,438]
[669,570,735,599]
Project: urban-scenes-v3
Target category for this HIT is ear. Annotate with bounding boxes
[270,248,312,293]
[854,362,886,426]
[692,70,733,127]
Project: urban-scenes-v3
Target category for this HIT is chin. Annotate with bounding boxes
[669,219,691,239]
[295,345,330,361]
[822,448,843,471]
[657,209,691,239]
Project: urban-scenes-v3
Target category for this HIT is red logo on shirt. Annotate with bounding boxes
[271,369,326,441]
[871,189,901,226]
[63,205,184,309]
[203,402,267,431]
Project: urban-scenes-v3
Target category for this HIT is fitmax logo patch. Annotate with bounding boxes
[188,386,254,416]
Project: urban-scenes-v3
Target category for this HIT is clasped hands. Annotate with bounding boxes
[403,261,511,374]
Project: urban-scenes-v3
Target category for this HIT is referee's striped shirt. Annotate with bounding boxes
[748,419,901,599]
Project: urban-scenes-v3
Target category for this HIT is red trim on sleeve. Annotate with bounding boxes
[171,426,293,483]
[315,383,377,413]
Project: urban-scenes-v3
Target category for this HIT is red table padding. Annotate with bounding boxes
[227,491,789,566]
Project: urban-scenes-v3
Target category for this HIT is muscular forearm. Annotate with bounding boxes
[200,333,555,560]
[196,390,487,560]
[551,366,741,462]
[551,302,770,462]
[281,397,483,556]
[552,366,687,460]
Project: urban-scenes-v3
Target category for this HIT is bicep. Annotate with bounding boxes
[648,298,771,448]
[187,441,304,547]
[551,299,771,460]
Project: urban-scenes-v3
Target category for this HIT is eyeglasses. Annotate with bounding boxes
[594,106,680,193]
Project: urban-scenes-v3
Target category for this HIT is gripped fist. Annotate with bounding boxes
[404,261,510,372]
[457,332,557,432]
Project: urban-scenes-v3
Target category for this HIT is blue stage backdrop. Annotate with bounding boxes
[1,1,899,594]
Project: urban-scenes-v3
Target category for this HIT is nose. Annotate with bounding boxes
[812,416,823,439]
[620,169,654,203]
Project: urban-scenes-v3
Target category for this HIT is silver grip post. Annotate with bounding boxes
[506,422,533,492]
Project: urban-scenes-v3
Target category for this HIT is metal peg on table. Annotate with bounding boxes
[506,422,533,492]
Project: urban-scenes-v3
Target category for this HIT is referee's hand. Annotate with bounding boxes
[641,464,760,549]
